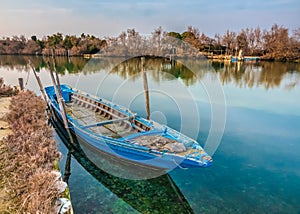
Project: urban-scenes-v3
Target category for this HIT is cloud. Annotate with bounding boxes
[0,0,299,38]
[5,7,72,15]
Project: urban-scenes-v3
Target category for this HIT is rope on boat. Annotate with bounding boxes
[172,158,188,170]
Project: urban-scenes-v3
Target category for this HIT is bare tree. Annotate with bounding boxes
[222,30,236,55]
[263,24,290,60]
[254,27,262,51]
[292,28,300,42]
[236,29,249,54]
[151,26,164,55]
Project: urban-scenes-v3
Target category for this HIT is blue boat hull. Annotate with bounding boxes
[46,85,212,171]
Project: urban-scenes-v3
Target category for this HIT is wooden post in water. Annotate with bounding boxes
[48,62,67,128]
[48,58,75,146]
[63,151,72,184]
[141,57,151,120]
[29,61,49,102]
[18,78,24,90]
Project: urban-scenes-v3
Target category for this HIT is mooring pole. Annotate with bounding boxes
[63,151,72,184]
[29,61,49,102]
[18,78,24,90]
[141,57,151,120]
[48,62,68,128]
[48,58,75,146]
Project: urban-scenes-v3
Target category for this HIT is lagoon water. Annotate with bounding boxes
[1,56,300,213]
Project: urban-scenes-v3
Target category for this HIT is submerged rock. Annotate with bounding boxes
[55,198,72,214]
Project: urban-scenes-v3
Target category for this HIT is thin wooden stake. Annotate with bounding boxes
[63,151,72,184]
[48,59,75,146]
[48,63,67,128]
[141,57,150,120]
[18,78,24,90]
[29,61,48,102]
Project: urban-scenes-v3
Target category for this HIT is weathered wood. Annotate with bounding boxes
[48,58,75,146]
[81,116,133,129]
[72,96,123,119]
[65,100,142,135]
[141,57,151,120]
[18,78,24,90]
[29,61,48,102]
[63,151,72,183]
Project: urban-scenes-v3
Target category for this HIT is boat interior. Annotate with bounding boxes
[63,92,191,154]
[65,92,151,139]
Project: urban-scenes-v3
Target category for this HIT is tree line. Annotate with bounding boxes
[0,33,107,56]
[0,24,299,61]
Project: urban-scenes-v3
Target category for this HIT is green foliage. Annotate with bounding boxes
[167,32,182,40]
[31,35,37,42]
[63,35,73,49]
[181,31,196,40]
[36,39,45,49]
[87,44,100,54]
[47,32,63,47]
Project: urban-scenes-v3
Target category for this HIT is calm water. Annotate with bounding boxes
[1,56,300,214]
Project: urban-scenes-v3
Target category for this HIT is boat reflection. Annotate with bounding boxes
[53,118,194,214]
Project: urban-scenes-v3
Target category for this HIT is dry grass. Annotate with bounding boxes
[0,78,18,97]
[0,90,61,213]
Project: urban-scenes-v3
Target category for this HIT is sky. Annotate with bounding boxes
[0,0,299,39]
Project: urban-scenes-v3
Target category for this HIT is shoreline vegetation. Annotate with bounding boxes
[0,24,299,62]
[0,79,71,213]
[0,55,300,91]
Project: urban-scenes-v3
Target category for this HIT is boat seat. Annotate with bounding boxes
[123,129,165,141]
[80,116,135,129]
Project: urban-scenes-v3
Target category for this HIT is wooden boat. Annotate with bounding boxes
[45,84,212,170]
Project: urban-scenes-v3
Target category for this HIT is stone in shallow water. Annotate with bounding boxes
[56,198,72,214]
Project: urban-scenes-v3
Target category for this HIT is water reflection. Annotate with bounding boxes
[2,55,299,213]
[1,55,299,90]
[214,61,300,89]
[53,115,194,214]
[0,55,89,74]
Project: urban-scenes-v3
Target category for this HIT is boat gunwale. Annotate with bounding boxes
[51,101,209,165]
[45,85,212,167]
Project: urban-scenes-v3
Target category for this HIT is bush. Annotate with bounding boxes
[0,78,18,97]
[1,90,61,213]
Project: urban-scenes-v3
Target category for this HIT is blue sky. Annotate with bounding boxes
[0,0,299,38]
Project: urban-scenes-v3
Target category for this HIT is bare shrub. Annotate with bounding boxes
[21,170,59,213]
[1,90,61,213]
[0,78,18,97]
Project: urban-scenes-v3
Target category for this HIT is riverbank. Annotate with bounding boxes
[83,53,299,63]
[0,87,72,213]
